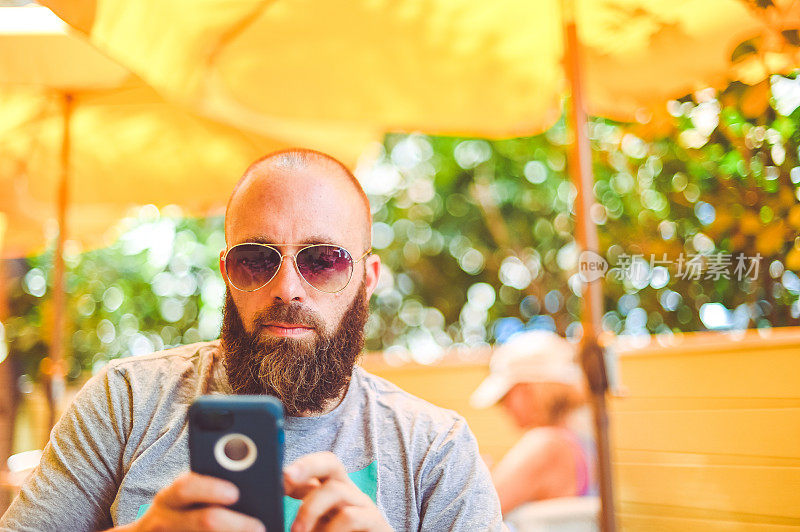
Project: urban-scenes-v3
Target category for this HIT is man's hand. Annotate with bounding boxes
[116,472,265,532]
[284,452,392,532]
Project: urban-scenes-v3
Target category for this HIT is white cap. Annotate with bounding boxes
[470,330,582,409]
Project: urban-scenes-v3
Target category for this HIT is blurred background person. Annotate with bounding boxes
[471,330,597,515]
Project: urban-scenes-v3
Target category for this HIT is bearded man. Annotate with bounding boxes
[0,149,503,532]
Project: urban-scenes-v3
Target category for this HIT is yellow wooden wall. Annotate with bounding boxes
[609,328,800,530]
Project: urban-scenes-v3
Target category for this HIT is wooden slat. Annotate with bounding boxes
[613,449,800,468]
[616,462,800,519]
[611,408,800,457]
[619,512,800,531]
[610,396,800,411]
[617,348,800,398]
[618,500,800,529]
[613,327,800,358]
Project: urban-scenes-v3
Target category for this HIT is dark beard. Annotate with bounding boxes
[220,282,368,416]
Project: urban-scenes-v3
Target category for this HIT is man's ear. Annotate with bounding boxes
[364,254,381,300]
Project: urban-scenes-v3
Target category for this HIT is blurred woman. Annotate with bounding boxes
[471,330,596,515]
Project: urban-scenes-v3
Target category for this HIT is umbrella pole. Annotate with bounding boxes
[0,253,17,514]
[45,93,72,432]
[561,1,616,530]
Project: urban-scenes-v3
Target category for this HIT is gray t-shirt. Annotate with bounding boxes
[1,340,503,531]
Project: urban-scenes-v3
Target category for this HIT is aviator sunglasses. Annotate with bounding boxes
[222,242,372,293]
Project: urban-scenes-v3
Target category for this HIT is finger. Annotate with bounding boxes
[184,506,266,532]
[320,506,378,532]
[284,475,322,500]
[291,480,370,532]
[155,472,239,509]
[284,452,349,487]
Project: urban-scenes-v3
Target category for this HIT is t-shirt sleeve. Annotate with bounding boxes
[0,363,131,532]
[418,416,505,531]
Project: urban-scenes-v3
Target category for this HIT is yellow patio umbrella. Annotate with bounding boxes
[38,0,799,137]
[36,1,800,529]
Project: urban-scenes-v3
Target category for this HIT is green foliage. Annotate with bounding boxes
[364,78,800,355]
[5,209,226,380]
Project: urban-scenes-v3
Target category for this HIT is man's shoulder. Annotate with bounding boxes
[101,340,222,392]
[107,340,219,371]
[353,366,464,430]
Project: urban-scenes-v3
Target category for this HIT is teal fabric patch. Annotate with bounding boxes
[136,503,150,519]
[135,461,378,532]
[283,460,378,532]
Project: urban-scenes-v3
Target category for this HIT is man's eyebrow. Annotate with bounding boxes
[240,235,341,246]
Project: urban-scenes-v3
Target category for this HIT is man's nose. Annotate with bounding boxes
[265,255,307,302]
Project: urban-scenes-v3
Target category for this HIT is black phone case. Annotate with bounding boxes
[189,395,285,532]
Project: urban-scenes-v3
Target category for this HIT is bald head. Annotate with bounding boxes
[225,148,372,250]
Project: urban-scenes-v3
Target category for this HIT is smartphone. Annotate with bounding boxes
[189,395,285,532]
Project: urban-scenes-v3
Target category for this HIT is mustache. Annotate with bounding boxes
[251,301,325,334]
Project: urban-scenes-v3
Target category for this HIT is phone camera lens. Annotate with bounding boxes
[224,437,249,461]
[214,433,257,471]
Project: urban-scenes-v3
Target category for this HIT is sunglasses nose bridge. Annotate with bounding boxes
[283,253,302,278]
[272,251,310,286]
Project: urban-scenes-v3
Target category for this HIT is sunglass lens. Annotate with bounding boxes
[296,245,353,292]
[226,245,281,291]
